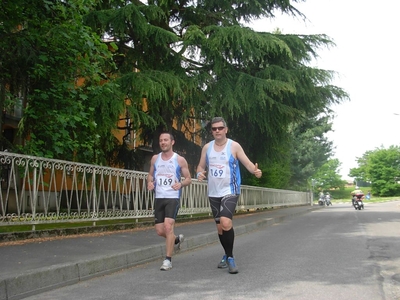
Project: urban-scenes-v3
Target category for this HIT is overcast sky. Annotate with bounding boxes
[250,0,400,179]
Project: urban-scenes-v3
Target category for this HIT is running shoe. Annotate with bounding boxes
[227,257,238,274]
[174,234,184,252]
[160,259,172,271]
[217,254,228,269]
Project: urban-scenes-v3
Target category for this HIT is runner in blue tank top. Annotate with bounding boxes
[196,117,262,274]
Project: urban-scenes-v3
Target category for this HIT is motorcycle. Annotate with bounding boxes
[318,195,325,206]
[325,194,332,206]
[352,194,364,210]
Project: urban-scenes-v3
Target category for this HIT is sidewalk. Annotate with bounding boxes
[0,205,320,300]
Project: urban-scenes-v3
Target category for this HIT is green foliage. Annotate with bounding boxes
[312,159,346,191]
[350,146,400,197]
[325,186,352,200]
[241,145,291,189]
[83,0,348,175]
[289,115,335,189]
[2,0,348,181]
[1,0,124,163]
[319,185,373,201]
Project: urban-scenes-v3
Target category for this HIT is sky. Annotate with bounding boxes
[250,0,400,179]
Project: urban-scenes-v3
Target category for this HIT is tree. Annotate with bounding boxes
[288,114,334,190]
[85,0,348,173]
[312,159,346,192]
[0,0,123,164]
[349,146,400,196]
[2,0,348,178]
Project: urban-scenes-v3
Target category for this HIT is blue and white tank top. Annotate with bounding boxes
[153,153,181,198]
[206,139,241,197]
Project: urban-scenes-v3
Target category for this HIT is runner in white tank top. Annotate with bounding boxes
[196,117,262,274]
[206,139,241,197]
[147,132,191,271]
[154,152,182,199]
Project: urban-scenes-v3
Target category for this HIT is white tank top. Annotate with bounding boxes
[206,139,241,197]
[153,153,181,198]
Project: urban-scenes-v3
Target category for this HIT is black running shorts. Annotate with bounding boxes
[154,198,180,224]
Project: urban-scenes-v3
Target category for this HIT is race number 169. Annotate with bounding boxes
[158,177,173,186]
[210,169,225,178]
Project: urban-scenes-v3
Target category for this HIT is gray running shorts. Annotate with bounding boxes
[209,194,239,224]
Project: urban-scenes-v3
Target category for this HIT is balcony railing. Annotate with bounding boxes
[0,151,310,225]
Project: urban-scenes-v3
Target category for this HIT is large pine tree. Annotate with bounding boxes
[1,0,348,188]
[85,0,348,184]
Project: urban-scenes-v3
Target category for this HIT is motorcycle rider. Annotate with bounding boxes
[351,187,363,206]
[325,192,332,205]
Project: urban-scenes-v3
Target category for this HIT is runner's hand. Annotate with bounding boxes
[197,171,207,181]
[254,163,262,178]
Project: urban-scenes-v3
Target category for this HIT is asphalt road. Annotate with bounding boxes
[21,201,400,300]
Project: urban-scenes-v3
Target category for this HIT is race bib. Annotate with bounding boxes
[209,164,226,178]
[157,175,174,186]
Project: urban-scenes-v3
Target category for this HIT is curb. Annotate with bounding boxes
[0,206,319,300]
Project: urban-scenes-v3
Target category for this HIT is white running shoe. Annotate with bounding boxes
[160,259,172,271]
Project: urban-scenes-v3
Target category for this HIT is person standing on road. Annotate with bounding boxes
[196,117,262,274]
[147,132,192,271]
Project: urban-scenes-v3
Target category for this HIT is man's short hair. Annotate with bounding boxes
[160,132,175,141]
[211,117,227,127]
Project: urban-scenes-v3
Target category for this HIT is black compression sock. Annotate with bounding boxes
[222,228,234,258]
[221,228,235,257]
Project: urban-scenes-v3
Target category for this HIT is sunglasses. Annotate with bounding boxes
[211,126,225,131]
